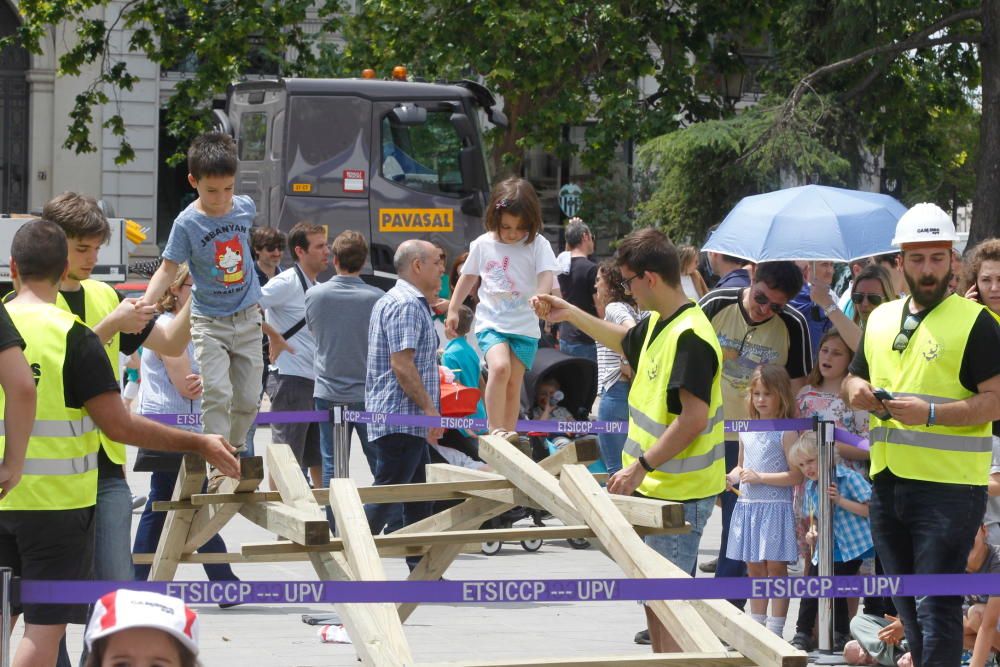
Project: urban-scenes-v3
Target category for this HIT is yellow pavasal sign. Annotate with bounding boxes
[379,208,454,232]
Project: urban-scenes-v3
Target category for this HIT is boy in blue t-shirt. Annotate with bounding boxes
[140,132,263,455]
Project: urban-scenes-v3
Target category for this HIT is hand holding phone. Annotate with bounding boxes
[871,387,894,420]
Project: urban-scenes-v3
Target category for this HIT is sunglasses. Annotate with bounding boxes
[619,272,644,293]
[892,314,920,352]
[260,243,284,252]
[851,292,884,306]
[752,287,785,314]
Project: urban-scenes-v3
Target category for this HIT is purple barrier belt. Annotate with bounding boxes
[144,410,814,436]
[16,574,1000,606]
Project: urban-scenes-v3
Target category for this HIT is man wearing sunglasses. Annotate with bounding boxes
[697,261,812,608]
[845,203,1000,667]
[533,228,726,654]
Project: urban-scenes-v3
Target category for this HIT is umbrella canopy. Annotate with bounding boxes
[701,184,907,263]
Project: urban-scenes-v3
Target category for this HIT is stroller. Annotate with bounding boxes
[479,347,601,555]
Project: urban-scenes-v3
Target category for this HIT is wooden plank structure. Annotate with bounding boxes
[144,436,806,667]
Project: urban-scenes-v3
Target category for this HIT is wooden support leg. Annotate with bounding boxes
[267,444,412,666]
[559,465,806,667]
[184,456,264,551]
[149,455,207,581]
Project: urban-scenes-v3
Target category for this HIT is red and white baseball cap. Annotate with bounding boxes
[85,589,199,655]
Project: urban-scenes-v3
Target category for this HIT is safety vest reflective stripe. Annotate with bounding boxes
[892,392,956,405]
[21,452,100,475]
[623,439,726,474]
[870,427,992,454]
[0,417,96,438]
[629,405,724,438]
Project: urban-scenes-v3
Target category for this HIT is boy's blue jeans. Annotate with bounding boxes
[869,471,986,667]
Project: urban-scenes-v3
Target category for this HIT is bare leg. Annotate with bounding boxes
[503,355,526,431]
[483,344,512,432]
[13,622,66,667]
[746,561,768,616]
[767,560,790,618]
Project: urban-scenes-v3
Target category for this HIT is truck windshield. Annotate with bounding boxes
[381,110,465,196]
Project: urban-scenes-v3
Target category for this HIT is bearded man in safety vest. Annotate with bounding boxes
[845,203,1000,667]
[535,227,725,653]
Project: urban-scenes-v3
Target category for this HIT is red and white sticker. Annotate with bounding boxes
[343,169,365,192]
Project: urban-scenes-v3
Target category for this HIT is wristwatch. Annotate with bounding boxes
[638,454,655,473]
[823,302,839,316]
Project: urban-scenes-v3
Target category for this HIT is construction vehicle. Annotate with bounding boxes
[218,74,507,284]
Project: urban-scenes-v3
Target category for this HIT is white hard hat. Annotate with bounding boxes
[891,202,958,246]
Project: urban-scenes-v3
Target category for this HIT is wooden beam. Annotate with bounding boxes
[148,455,206,581]
[559,465,724,653]
[238,501,331,546]
[268,443,410,666]
[537,437,600,472]
[329,479,414,665]
[418,651,753,667]
[560,466,806,667]
[184,456,264,552]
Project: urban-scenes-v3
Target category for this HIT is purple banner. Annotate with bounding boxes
[17,574,1000,606]
[143,410,815,437]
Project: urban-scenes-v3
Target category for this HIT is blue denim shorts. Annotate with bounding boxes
[643,495,716,577]
[476,329,539,370]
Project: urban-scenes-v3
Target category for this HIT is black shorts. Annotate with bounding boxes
[0,506,95,624]
[270,373,322,468]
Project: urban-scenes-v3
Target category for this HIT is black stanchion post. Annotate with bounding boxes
[816,419,838,662]
[1,566,11,667]
[332,405,350,539]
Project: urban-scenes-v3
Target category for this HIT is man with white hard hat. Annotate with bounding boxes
[845,202,1000,666]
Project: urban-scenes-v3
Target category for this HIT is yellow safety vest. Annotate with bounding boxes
[622,306,726,500]
[0,303,100,509]
[56,279,126,464]
[865,294,992,485]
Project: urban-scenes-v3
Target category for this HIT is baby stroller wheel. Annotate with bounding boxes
[481,540,502,555]
[567,537,591,550]
[520,538,542,552]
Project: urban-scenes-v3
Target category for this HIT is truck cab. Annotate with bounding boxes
[222,77,505,284]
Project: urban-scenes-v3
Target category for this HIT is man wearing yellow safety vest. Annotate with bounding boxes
[535,228,725,653]
[0,220,241,667]
[845,203,1000,667]
[41,193,194,596]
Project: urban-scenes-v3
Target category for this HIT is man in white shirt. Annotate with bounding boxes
[259,222,329,486]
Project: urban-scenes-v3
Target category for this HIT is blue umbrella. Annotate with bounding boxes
[701,184,907,262]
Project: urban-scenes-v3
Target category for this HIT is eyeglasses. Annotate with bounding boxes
[181,282,193,289]
[851,292,884,306]
[619,272,644,293]
[892,314,920,352]
[261,243,284,252]
[752,286,785,314]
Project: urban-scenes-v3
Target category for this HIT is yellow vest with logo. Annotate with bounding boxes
[0,303,100,509]
[622,306,726,500]
[865,294,992,485]
[56,279,126,464]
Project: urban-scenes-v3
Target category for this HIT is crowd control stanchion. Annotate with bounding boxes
[1,567,12,667]
[815,419,838,663]
[332,405,350,482]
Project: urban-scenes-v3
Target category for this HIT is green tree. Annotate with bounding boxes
[327,0,770,172]
[7,0,343,163]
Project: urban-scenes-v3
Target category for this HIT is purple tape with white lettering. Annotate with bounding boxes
[144,410,818,437]
[17,574,1000,606]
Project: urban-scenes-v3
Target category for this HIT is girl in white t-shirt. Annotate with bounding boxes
[447,177,559,445]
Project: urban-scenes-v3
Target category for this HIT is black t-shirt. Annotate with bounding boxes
[849,299,1000,394]
[60,286,153,478]
[620,303,719,415]
[0,302,25,354]
[557,256,599,345]
[64,321,121,409]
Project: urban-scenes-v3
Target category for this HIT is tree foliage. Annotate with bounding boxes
[7,0,343,163]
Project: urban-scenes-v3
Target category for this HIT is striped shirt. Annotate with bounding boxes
[803,465,874,563]
[597,301,639,393]
[365,278,439,441]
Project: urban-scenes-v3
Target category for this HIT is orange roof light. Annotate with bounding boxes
[392,66,408,81]
[361,68,376,79]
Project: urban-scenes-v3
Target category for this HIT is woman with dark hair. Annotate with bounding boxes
[594,260,640,475]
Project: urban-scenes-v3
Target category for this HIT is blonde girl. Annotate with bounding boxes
[446,177,559,444]
[726,364,802,637]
